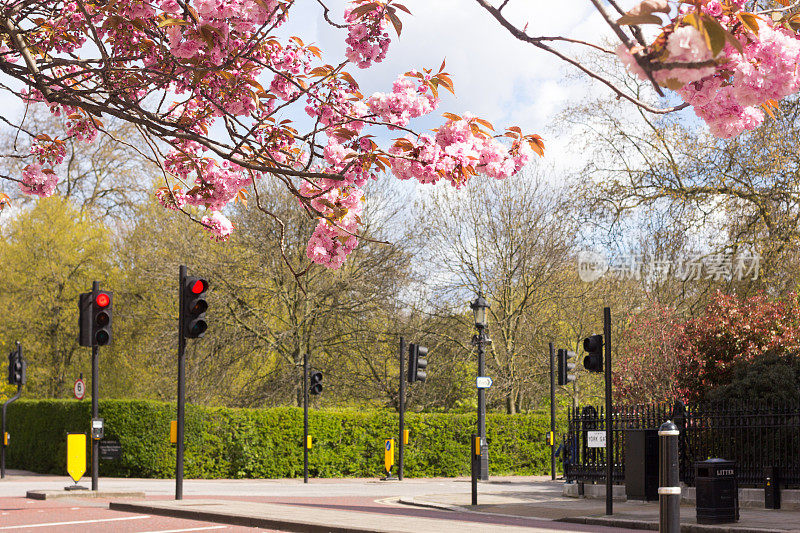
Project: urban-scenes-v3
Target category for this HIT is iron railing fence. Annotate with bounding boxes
[564,401,800,488]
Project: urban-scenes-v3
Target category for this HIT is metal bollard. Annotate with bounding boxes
[658,420,680,533]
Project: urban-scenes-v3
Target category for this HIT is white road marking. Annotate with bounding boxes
[0,515,151,529]
[136,527,227,533]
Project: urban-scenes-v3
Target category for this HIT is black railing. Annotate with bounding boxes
[564,401,800,488]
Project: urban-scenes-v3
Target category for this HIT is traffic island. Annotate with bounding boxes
[27,489,145,500]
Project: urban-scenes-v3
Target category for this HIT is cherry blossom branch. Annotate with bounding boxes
[315,0,347,28]
[473,0,687,114]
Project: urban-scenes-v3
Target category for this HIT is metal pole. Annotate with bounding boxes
[398,337,405,481]
[303,351,309,484]
[603,306,613,515]
[176,265,186,500]
[477,326,488,480]
[1,380,22,479]
[659,420,681,533]
[549,342,556,481]
[91,281,99,492]
[471,434,478,505]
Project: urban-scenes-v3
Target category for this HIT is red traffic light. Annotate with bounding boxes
[190,279,207,294]
[95,293,110,308]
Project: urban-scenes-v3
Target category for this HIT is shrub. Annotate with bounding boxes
[5,400,558,479]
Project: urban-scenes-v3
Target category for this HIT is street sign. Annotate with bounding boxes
[587,430,606,448]
[99,440,122,461]
[476,376,493,389]
[73,379,85,400]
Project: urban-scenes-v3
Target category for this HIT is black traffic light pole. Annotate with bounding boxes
[91,280,100,492]
[176,265,186,500]
[604,306,613,516]
[0,384,20,480]
[303,350,309,484]
[398,336,405,481]
[1,342,22,479]
[549,342,556,481]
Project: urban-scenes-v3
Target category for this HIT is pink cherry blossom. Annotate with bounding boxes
[20,163,58,197]
[201,211,234,241]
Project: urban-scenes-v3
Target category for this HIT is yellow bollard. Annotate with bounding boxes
[66,433,86,486]
[383,438,395,479]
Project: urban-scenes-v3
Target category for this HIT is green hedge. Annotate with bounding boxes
[5,400,558,479]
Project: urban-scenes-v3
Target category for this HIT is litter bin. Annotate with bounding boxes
[625,429,658,501]
[695,459,738,524]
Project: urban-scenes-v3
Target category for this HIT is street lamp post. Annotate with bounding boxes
[470,293,490,480]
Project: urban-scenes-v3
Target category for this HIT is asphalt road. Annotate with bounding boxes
[0,496,270,532]
[0,472,646,532]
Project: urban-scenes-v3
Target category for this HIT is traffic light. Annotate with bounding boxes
[7,345,25,386]
[309,369,323,395]
[583,334,603,372]
[407,343,428,383]
[79,291,113,346]
[182,276,208,339]
[558,349,576,385]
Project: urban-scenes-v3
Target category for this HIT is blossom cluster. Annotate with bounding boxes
[390,114,534,188]
[201,210,235,242]
[617,1,800,138]
[31,137,66,166]
[345,5,390,69]
[303,185,364,269]
[366,75,439,127]
[21,164,59,198]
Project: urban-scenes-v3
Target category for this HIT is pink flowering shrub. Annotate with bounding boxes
[617,0,800,138]
[615,292,800,403]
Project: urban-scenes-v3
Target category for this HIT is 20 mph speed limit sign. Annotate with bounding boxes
[74,378,86,400]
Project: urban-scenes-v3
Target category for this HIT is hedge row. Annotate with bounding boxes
[6,400,557,478]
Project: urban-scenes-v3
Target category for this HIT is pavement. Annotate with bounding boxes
[400,487,800,532]
[1,470,797,532]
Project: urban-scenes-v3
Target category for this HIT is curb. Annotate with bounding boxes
[109,501,380,533]
[27,490,146,500]
[396,497,462,512]
[560,516,785,533]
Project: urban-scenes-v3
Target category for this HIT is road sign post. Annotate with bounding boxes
[74,376,85,400]
[398,337,405,481]
[604,307,613,516]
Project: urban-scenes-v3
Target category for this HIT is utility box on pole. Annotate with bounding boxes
[625,429,659,501]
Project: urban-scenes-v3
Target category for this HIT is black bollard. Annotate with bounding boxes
[658,420,680,533]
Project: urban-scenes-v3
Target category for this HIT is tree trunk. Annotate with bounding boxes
[506,391,517,414]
